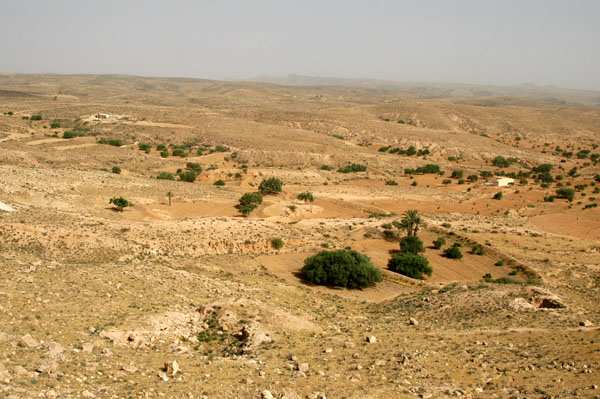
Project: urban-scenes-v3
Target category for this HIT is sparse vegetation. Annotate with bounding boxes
[337,163,367,173]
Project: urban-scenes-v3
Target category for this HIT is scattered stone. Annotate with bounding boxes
[309,393,327,399]
[164,360,180,376]
[409,318,419,326]
[297,363,309,373]
[366,335,377,343]
[261,390,274,399]
[324,347,333,353]
[82,342,95,353]
[344,341,355,348]
[18,334,39,348]
[580,320,593,327]
[121,364,138,373]
[0,332,14,342]
[158,371,169,382]
[36,359,58,375]
[45,342,64,358]
[280,389,301,399]
[81,390,96,399]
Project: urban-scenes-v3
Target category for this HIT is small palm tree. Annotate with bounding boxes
[400,210,422,237]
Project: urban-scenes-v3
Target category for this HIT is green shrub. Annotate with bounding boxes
[157,144,167,151]
[432,236,446,249]
[508,269,517,275]
[388,253,432,279]
[451,170,463,179]
[301,250,382,289]
[108,139,123,147]
[444,245,463,259]
[492,156,510,168]
[238,192,263,217]
[157,172,174,180]
[30,114,42,121]
[138,143,152,151]
[467,174,478,182]
[297,191,315,203]
[213,180,225,186]
[320,165,332,171]
[385,180,398,186]
[186,162,202,171]
[270,238,284,250]
[178,170,197,183]
[442,179,452,185]
[215,145,230,152]
[337,163,367,173]
[109,197,132,212]
[259,178,283,194]
[50,121,61,129]
[493,192,503,200]
[172,148,187,157]
[400,236,425,254]
[471,245,485,255]
[111,166,121,174]
[495,260,504,266]
[556,188,575,202]
[160,150,169,158]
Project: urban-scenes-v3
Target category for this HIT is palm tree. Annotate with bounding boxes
[400,210,422,237]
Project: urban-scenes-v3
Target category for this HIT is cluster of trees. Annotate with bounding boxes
[404,164,441,175]
[236,178,284,217]
[337,163,367,173]
[378,145,430,157]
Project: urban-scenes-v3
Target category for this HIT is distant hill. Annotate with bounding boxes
[248,74,600,107]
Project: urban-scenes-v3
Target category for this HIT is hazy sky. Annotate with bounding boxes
[1,0,599,90]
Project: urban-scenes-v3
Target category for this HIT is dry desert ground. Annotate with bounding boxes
[0,74,599,399]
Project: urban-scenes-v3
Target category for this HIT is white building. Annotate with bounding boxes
[495,177,515,187]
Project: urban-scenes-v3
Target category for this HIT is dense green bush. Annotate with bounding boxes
[493,192,503,200]
[111,166,121,174]
[385,180,398,186]
[388,253,432,279]
[138,143,152,151]
[451,170,463,179]
[270,238,284,249]
[556,188,575,201]
[50,120,61,129]
[238,192,263,217]
[186,162,202,171]
[160,150,169,158]
[213,180,225,186]
[444,245,463,259]
[301,249,382,289]
[297,191,314,203]
[157,172,174,180]
[30,114,42,121]
[178,170,197,183]
[259,178,283,194]
[492,156,510,168]
[471,245,485,255]
[320,165,333,171]
[109,197,132,212]
[157,144,167,151]
[337,163,367,173]
[400,236,425,254]
[172,148,187,157]
[108,139,123,147]
[432,236,446,249]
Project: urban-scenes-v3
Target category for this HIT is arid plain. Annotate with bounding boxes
[1,74,599,399]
